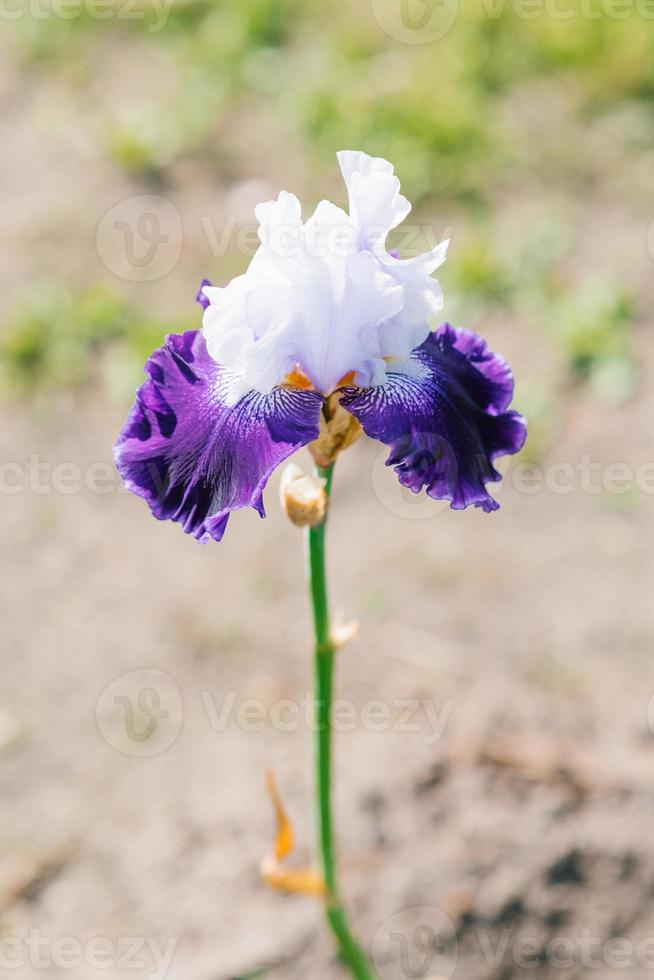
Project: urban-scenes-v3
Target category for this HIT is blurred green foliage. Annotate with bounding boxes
[12,0,654,195]
[0,282,190,398]
[548,280,637,403]
[2,283,130,391]
[5,0,647,421]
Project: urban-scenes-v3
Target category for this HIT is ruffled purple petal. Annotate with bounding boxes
[340,322,527,513]
[114,330,323,542]
[195,278,212,310]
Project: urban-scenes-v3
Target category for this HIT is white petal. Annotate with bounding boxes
[255,191,302,235]
[337,150,394,183]
[338,149,410,250]
[201,151,448,396]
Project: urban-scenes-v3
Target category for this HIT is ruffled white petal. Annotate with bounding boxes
[202,151,448,395]
[337,149,410,251]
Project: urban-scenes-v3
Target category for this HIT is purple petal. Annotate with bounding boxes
[114,330,323,542]
[196,278,212,310]
[340,323,527,513]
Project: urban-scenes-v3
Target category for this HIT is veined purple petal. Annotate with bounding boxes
[114,330,323,542]
[340,323,527,513]
[196,278,212,310]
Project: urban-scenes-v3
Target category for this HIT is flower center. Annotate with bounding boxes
[283,366,357,394]
[283,366,314,390]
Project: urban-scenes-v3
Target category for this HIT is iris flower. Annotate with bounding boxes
[114,151,526,540]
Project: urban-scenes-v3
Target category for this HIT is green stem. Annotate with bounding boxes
[307,463,376,980]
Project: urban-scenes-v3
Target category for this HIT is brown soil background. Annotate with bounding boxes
[1,20,654,980]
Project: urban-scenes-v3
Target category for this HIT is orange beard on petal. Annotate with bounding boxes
[283,366,357,394]
[283,366,314,390]
[336,370,356,388]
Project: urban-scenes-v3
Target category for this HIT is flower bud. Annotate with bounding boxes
[279,463,327,528]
